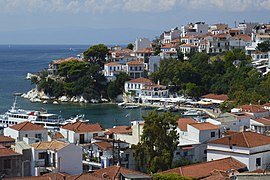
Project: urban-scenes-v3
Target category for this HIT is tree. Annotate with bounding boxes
[126,43,134,50]
[133,111,179,173]
[256,41,270,52]
[83,44,109,66]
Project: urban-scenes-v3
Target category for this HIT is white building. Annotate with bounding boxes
[215,112,253,132]
[135,48,155,62]
[4,122,48,143]
[238,104,270,118]
[125,60,145,79]
[31,140,82,176]
[103,62,123,78]
[60,121,105,144]
[181,22,208,37]
[134,38,151,51]
[179,44,198,59]
[207,131,270,171]
[175,118,221,162]
[161,27,181,44]
[250,117,270,134]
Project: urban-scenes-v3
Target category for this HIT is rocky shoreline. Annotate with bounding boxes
[21,88,100,104]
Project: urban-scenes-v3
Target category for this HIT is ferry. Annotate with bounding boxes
[0,97,65,130]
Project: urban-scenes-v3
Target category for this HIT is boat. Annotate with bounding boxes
[123,105,139,109]
[118,102,126,107]
[62,114,89,125]
[183,109,202,116]
[0,97,65,130]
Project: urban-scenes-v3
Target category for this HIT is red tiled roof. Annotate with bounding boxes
[161,43,174,48]
[159,157,246,178]
[127,77,152,84]
[126,60,144,65]
[189,122,220,131]
[91,165,152,179]
[253,117,270,125]
[263,103,270,107]
[208,131,270,148]
[0,135,15,143]
[10,122,46,131]
[62,121,104,133]
[93,141,112,150]
[240,105,268,113]
[0,145,21,157]
[67,173,103,180]
[171,38,181,43]
[107,126,132,134]
[136,48,154,53]
[105,62,121,66]
[53,57,83,65]
[31,140,68,150]
[201,94,228,101]
[177,118,197,131]
[53,132,65,139]
[202,170,230,180]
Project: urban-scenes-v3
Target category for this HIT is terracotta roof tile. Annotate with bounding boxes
[127,77,152,84]
[0,145,21,157]
[253,117,270,125]
[160,157,246,178]
[67,173,103,180]
[93,141,112,150]
[201,94,228,101]
[177,118,197,131]
[126,60,144,65]
[10,122,46,131]
[92,165,152,179]
[161,43,174,48]
[62,121,104,133]
[105,62,121,66]
[31,140,68,150]
[0,135,15,143]
[208,131,270,148]
[136,48,154,53]
[240,105,268,113]
[107,126,132,134]
[189,122,220,131]
[202,170,230,180]
[51,132,65,139]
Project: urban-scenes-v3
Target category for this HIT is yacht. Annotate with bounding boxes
[0,97,65,130]
[183,109,202,116]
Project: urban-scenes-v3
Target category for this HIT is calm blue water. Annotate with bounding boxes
[0,45,151,128]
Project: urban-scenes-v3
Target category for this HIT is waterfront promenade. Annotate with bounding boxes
[125,102,222,118]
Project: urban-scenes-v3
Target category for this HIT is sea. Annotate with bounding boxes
[0,45,154,128]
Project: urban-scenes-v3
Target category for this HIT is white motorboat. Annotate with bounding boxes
[123,105,139,109]
[118,102,126,107]
[183,109,202,116]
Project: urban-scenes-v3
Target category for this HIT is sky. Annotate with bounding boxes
[0,0,270,44]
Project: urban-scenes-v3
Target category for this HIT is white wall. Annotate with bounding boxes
[4,128,48,142]
[4,127,19,141]
[58,144,83,174]
[207,143,270,171]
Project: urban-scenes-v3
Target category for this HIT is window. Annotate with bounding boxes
[3,159,11,169]
[25,134,28,137]
[211,132,215,137]
[35,133,42,140]
[204,150,207,154]
[256,157,261,166]
[38,152,46,159]
[93,133,98,138]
